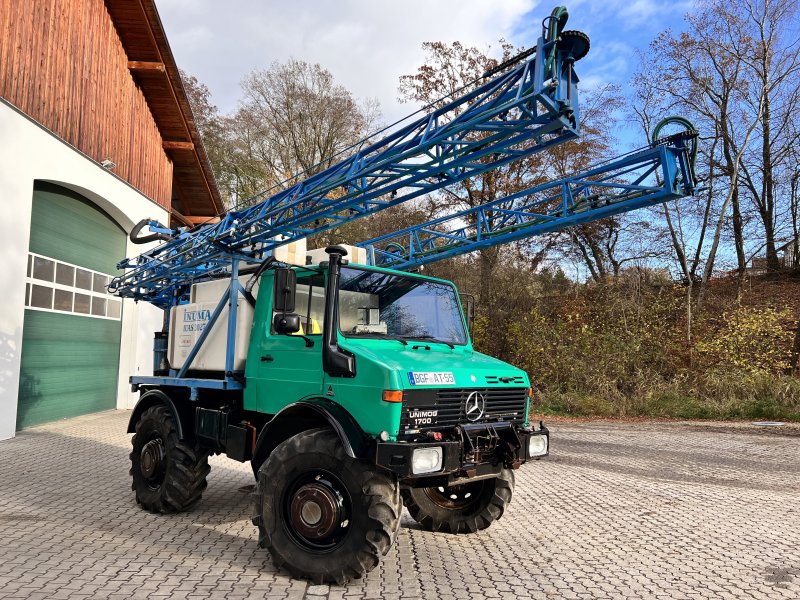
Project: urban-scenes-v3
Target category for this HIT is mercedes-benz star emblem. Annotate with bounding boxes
[464,391,486,422]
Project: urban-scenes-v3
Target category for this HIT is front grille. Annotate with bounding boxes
[400,387,528,432]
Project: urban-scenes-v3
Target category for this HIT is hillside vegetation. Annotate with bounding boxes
[463,267,800,421]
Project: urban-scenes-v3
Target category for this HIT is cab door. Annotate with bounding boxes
[252,272,326,414]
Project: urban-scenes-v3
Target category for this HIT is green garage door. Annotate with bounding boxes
[17,182,126,429]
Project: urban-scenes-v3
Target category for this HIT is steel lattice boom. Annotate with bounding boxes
[359,131,698,270]
[111,23,587,309]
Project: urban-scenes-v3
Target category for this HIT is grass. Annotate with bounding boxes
[534,371,800,422]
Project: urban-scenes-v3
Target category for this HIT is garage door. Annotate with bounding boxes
[16,182,126,429]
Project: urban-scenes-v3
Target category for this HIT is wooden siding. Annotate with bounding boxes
[0,0,172,208]
[107,0,224,217]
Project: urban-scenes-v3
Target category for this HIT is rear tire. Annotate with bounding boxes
[401,468,514,533]
[252,428,401,584]
[129,404,210,513]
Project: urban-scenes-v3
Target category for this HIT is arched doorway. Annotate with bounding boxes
[17,182,126,429]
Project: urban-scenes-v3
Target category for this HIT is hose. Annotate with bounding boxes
[651,116,699,184]
[129,219,176,244]
[483,6,573,80]
[384,242,407,256]
[245,256,276,294]
[543,6,569,78]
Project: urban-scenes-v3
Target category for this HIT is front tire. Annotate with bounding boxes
[129,404,210,513]
[252,428,401,584]
[401,468,514,533]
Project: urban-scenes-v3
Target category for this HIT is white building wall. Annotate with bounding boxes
[0,99,167,441]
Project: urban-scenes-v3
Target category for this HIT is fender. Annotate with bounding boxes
[251,398,370,476]
[127,389,192,439]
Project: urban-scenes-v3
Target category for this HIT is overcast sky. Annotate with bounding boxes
[156,0,690,142]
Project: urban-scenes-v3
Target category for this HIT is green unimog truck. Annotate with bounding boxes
[127,246,549,584]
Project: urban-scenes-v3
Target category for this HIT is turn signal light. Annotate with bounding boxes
[527,387,534,399]
[382,390,403,403]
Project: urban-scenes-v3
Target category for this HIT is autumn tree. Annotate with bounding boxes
[180,69,234,206]
[398,41,552,305]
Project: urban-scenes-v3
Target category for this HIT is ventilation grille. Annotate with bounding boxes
[485,375,526,385]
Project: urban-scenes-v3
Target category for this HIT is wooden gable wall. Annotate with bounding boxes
[0,0,173,208]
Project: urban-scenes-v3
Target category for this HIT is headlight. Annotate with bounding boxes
[411,447,443,474]
[528,435,548,457]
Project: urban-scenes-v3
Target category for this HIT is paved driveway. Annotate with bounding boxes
[0,411,798,599]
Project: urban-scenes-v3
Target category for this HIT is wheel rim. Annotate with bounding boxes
[423,480,486,510]
[140,437,166,489]
[283,470,352,552]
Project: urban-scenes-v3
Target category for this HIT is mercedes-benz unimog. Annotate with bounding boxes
[126,246,548,584]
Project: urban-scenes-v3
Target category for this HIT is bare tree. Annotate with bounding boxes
[630,70,719,345]
[640,0,783,307]
[734,0,800,270]
[791,162,800,269]
[549,84,668,283]
[232,59,380,206]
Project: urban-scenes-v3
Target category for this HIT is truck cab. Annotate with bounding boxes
[246,254,547,481]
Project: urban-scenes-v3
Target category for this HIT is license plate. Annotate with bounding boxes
[408,371,455,386]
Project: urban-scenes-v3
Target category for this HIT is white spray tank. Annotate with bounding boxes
[166,238,307,372]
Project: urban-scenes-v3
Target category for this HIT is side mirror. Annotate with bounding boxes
[273,268,296,312]
[273,312,301,334]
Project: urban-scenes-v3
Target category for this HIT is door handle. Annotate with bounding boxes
[260,355,274,362]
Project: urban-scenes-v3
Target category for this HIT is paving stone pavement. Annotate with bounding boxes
[0,411,798,599]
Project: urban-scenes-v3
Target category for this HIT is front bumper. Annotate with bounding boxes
[374,421,548,486]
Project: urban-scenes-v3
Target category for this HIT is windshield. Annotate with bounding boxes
[338,267,467,345]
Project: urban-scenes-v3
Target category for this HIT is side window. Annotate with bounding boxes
[272,273,325,336]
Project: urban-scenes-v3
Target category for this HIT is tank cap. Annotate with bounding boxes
[325,245,348,258]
